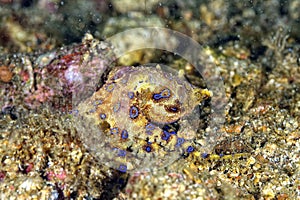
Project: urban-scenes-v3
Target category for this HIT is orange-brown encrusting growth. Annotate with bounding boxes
[0,65,13,83]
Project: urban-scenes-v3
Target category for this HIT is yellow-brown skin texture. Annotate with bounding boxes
[76,65,211,171]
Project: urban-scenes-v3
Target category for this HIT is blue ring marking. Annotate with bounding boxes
[93,100,102,106]
[164,73,173,80]
[175,137,185,147]
[129,106,139,119]
[89,108,96,113]
[161,130,171,141]
[153,89,171,100]
[187,146,194,153]
[121,130,128,139]
[100,113,106,119]
[118,150,126,157]
[146,131,153,135]
[145,123,155,131]
[106,83,115,92]
[128,92,134,99]
[169,131,176,135]
[201,152,209,159]
[110,127,119,134]
[145,146,152,152]
[160,89,171,98]
[153,93,162,100]
[163,125,171,131]
[69,109,79,116]
[121,78,128,84]
[118,164,127,173]
[113,102,121,112]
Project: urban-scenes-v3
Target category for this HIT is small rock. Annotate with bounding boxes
[0,65,13,83]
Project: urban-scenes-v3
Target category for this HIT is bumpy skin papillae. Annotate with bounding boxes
[76,65,211,171]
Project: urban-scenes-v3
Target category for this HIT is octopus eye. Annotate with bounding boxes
[164,105,180,113]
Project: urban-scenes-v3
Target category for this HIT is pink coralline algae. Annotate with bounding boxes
[75,65,211,172]
[1,34,114,112]
[38,35,114,111]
